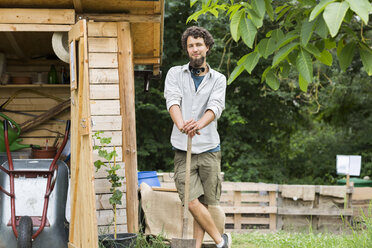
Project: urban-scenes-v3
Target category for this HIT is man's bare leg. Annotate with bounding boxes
[188,199,223,246]
[193,218,205,248]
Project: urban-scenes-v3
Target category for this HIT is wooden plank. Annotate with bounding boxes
[95,178,126,194]
[0,24,71,32]
[225,217,270,225]
[69,19,98,248]
[222,206,277,214]
[222,182,278,192]
[234,191,242,230]
[269,191,277,231]
[96,194,126,210]
[0,9,75,24]
[277,208,353,216]
[97,209,127,226]
[93,146,123,162]
[353,187,372,201]
[90,85,120,99]
[133,56,163,65]
[153,23,160,57]
[220,193,270,203]
[118,22,139,233]
[89,53,118,68]
[73,0,83,13]
[5,32,26,59]
[89,69,119,84]
[20,100,70,133]
[88,22,117,37]
[98,225,127,235]
[91,131,123,147]
[94,163,125,179]
[78,14,161,23]
[90,100,120,115]
[131,23,154,56]
[91,115,122,131]
[88,38,118,53]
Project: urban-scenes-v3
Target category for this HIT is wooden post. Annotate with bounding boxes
[117,22,139,233]
[268,191,277,231]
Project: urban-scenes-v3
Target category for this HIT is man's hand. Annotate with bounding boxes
[183,119,201,138]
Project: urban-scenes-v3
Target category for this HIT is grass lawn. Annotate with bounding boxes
[231,230,372,248]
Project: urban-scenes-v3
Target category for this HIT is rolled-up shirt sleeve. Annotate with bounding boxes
[164,67,182,111]
[206,75,226,119]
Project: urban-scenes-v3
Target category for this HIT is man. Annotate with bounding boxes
[164,26,231,248]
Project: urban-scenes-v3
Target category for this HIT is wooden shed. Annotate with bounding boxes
[0,1,163,247]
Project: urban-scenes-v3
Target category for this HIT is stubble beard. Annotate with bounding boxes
[189,56,205,68]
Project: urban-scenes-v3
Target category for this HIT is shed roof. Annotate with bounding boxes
[0,0,161,14]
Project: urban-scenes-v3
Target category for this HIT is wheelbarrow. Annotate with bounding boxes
[0,119,71,248]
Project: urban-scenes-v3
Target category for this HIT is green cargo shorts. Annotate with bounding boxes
[174,150,222,206]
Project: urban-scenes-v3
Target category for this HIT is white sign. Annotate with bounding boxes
[336,155,361,176]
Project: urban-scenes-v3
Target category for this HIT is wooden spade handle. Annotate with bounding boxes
[182,135,192,239]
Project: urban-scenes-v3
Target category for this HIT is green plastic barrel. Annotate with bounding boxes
[337,178,372,187]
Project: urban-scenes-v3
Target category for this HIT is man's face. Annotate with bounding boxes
[186,36,209,67]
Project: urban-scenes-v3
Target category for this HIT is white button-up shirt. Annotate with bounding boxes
[164,63,226,154]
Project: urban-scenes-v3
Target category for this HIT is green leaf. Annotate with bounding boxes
[276,6,292,21]
[337,39,345,57]
[187,9,207,23]
[272,42,299,67]
[315,49,333,66]
[261,66,272,83]
[227,63,245,85]
[324,39,336,49]
[239,16,257,48]
[314,16,328,38]
[280,61,290,78]
[252,0,266,17]
[338,41,356,71]
[323,2,349,37]
[237,53,249,66]
[287,49,299,65]
[277,31,299,49]
[257,38,276,59]
[303,43,321,57]
[230,9,243,42]
[271,29,285,43]
[247,8,263,28]
[265,70,280,90]
[243,52,261,73]
[309,0,335,21]
[300,19,315,46]
[227,4,243,20]
[359,43,372,76]
[299,74,309,92]
[275,5,288,14]
[264,0,274,21]
[208,8,219,18]
[190,0,198,7]
[345,0,372,24]
[296,48,313,83]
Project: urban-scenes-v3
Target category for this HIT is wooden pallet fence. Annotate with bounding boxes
[220,182,278,233]
[351,187,372,220]
[277,185,354,232]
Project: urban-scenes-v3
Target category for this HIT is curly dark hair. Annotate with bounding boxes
[181,26,214,55]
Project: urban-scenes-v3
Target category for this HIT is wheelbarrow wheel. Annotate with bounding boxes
[17,216,33,248]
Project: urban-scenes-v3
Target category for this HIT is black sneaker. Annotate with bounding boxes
[221,233,232,248]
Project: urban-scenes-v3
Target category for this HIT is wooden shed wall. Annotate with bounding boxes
[88,21,128,233]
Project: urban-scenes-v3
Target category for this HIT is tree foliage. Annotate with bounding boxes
[134,0,372,185]
[188,0,372,91]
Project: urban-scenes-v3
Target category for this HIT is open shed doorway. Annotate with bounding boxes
[0,29,72,227]
[0,30,71,155]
